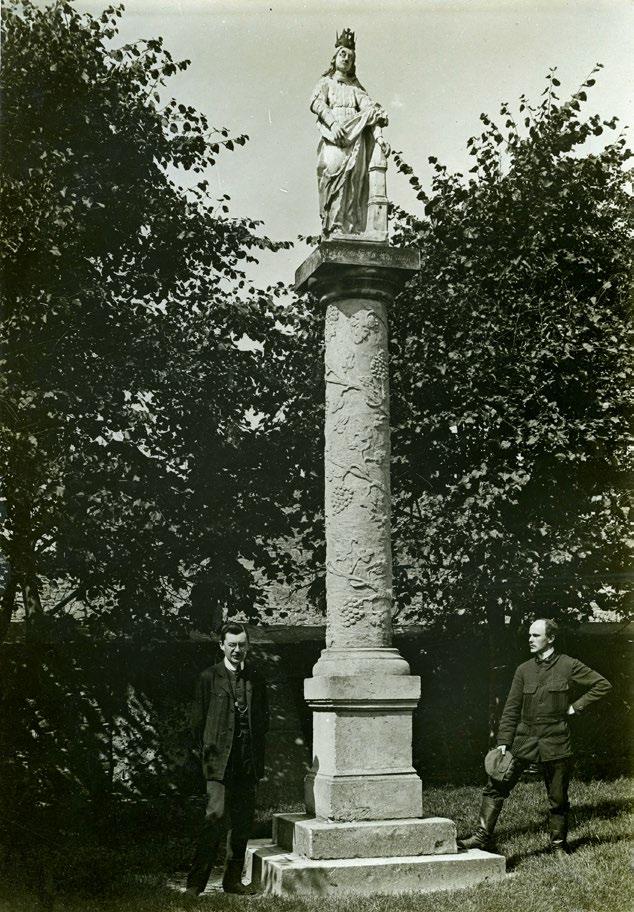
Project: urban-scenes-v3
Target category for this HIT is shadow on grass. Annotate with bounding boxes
[504,831,627,871]
[498,796,632,841]
[566,831,632,852]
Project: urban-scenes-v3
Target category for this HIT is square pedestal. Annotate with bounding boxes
[304,674,423,820]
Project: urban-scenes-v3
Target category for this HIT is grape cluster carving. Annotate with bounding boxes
[341,597,365,626]
[331,484,353,514]
[370,352,388,381]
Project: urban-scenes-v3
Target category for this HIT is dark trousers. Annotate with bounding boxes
[483,756,572,842]
[186,766,257,894]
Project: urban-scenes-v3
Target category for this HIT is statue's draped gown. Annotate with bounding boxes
[310,74,378,236]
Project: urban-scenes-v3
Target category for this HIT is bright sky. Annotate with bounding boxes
[68,1,633,285]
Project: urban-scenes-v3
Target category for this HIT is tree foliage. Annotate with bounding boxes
[0,0,292,640]
[387,67,632,638]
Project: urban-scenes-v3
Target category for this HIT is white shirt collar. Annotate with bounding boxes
[538,647,555,661]
[224,657,244,673]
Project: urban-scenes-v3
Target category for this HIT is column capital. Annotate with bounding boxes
[295,239,420,303]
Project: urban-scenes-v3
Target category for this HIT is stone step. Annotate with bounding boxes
[273,813,457,858]
[244,839,274,883]
[247,843,505,897]
[273,814,307,852]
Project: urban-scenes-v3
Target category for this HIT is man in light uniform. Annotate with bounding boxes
[459,618,611,855]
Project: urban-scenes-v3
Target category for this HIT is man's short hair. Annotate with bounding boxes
[220,621,249,642]
[534,617,559,640]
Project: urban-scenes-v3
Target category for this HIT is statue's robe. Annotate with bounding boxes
[310,74,378,236]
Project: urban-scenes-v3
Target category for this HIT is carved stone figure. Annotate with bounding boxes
[310,29,390,239]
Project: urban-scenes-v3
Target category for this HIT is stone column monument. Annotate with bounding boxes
[249,30,504,896]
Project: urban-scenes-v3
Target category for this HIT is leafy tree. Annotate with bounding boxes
[0,0,291,641]
[387,68,632,732]
[0,4,303,895]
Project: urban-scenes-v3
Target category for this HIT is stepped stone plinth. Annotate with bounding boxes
[247,835,505,897]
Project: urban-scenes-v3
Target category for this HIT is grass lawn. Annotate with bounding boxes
[0,777,631,912]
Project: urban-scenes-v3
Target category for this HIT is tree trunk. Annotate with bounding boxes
[486,601,510,745]
[22,572,44,622]
[0,561,19,642]
[8,497,45,638]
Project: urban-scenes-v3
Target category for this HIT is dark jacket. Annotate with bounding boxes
[497,652,611,762]
[191,660,269,781]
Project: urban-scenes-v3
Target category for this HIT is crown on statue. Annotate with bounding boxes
[335,28,355,51]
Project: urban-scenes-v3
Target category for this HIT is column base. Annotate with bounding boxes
[304,673,423,820]
[311,647,411,677]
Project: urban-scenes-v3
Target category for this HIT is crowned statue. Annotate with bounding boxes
[310,30,390,241]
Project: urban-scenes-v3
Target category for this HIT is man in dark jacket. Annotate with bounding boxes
[186,622,269,896]
[459,618,611,856]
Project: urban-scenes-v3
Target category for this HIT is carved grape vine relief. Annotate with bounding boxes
[325,305,339,342]
[323,298,393,645]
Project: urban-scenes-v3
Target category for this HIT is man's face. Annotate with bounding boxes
[528,620,554,656]
[222,631,249,667]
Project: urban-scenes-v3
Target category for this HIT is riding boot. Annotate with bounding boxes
[458,796,504,851]
[222,858,259,895]
[549,813,569,855]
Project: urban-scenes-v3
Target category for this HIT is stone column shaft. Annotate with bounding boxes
[296,241,422,821]
[323,287,392,651]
